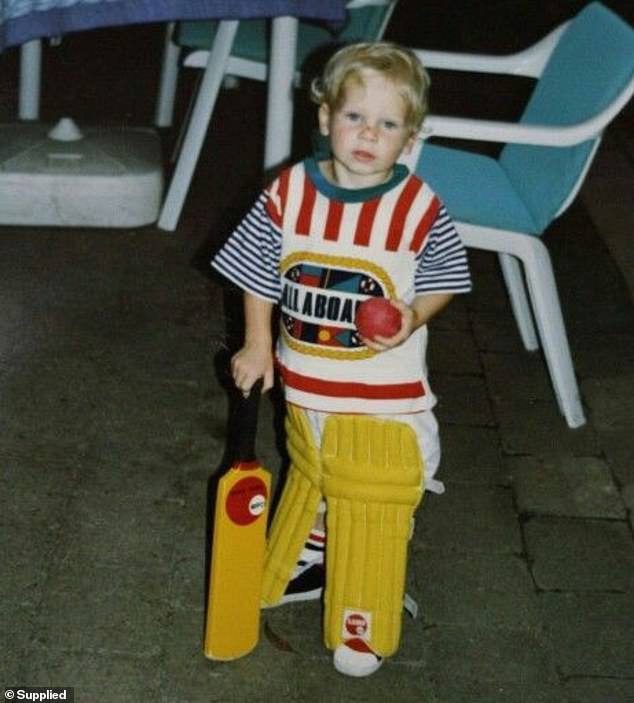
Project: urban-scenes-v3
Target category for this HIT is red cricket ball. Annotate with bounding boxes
[355,297,402,340]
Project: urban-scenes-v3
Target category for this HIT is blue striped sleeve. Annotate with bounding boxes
[211,193,282,302]
[414,205,472,294]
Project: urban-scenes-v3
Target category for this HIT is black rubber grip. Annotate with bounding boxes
[233,378,262,462]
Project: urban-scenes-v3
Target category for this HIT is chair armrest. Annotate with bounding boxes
[423,114,595,147]
[413,23,567,78]
[422,73,634,147]
[399,116,572,171]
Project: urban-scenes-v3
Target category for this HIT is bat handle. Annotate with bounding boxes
[233,378,262,463]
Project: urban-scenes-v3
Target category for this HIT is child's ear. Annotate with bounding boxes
[402,130,418,155]
[318,103,331,136]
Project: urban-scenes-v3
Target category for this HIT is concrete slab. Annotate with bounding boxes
[423,625,558,690]
[582,375,634,432]
[582,128,634,303]
[596,428,634,488]
[58,486,185,573]
[489,394,598,458]
[2,522,57,608]
[25,650,162,703]
[432,373,495,427]
[524,518,634,592]
[413,550,540,630]
[428,329,482,375]
[440,424,505,485]
[572,331,634,379]
[564,677,634,703]
[0,602,38,684]
[430,294,471,332]
[159,607,304,703]
[508,455,625,519]
[298,664,436,703]
[36,562,168,656]
[482,350,554,404]
[471,316,529,354]
[539,593,634,678]
[415,484,522,554]
[427,680,570,703]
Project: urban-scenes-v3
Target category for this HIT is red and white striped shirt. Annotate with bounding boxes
[213,158,471,414]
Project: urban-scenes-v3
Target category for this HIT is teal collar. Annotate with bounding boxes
[304,157,410,203]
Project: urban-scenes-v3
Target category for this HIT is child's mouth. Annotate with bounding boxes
[352,150,376,162]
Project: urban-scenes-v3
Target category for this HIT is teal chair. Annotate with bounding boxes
[401,2,634,428]
[154,0,398,128]
[155,1,399,231]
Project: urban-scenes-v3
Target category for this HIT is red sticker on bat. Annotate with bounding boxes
[225,476,268,526]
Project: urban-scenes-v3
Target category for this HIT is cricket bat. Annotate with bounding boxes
[203,380,271,661]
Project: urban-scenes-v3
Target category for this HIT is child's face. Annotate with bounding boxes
[318,69,416,189]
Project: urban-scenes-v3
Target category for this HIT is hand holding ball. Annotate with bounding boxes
[355,298,402,340]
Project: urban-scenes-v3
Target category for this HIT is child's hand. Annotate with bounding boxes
[231,343,274,397]
[360,300,415,352]
[360,293,454,352]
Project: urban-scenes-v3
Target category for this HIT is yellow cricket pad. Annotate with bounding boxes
[321,415,424,657]
[261,404,323,606]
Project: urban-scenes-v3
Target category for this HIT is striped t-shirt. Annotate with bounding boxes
[213,158,471,414]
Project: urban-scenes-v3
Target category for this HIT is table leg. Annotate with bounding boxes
[19,39,42,120]
[155,22,182,128]
[158,20,239,232]
[264,16,298,171]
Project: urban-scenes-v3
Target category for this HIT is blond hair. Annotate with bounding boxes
[310,42,430,130]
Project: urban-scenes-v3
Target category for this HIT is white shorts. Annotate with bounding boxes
[299,407,444,495]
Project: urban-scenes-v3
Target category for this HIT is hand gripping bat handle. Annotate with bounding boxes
[233,379,262,463]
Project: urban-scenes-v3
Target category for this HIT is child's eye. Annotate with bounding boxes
[382,120,399,130]
[344,112,362,123]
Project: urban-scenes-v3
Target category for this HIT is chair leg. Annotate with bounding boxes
[19,39,42,120]
[154,22,182,128]
[522,238,586,428]
[157,20,239,232]
[498,252,539,351]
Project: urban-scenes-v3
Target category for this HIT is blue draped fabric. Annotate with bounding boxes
[0,0,346,49]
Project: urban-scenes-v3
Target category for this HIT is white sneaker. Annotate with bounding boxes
[333,638,383,677]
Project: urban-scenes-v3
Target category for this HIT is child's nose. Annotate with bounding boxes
[359,124,379,141]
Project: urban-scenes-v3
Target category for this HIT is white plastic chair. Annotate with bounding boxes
[400,2,634,428]
[156,0,399,231]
